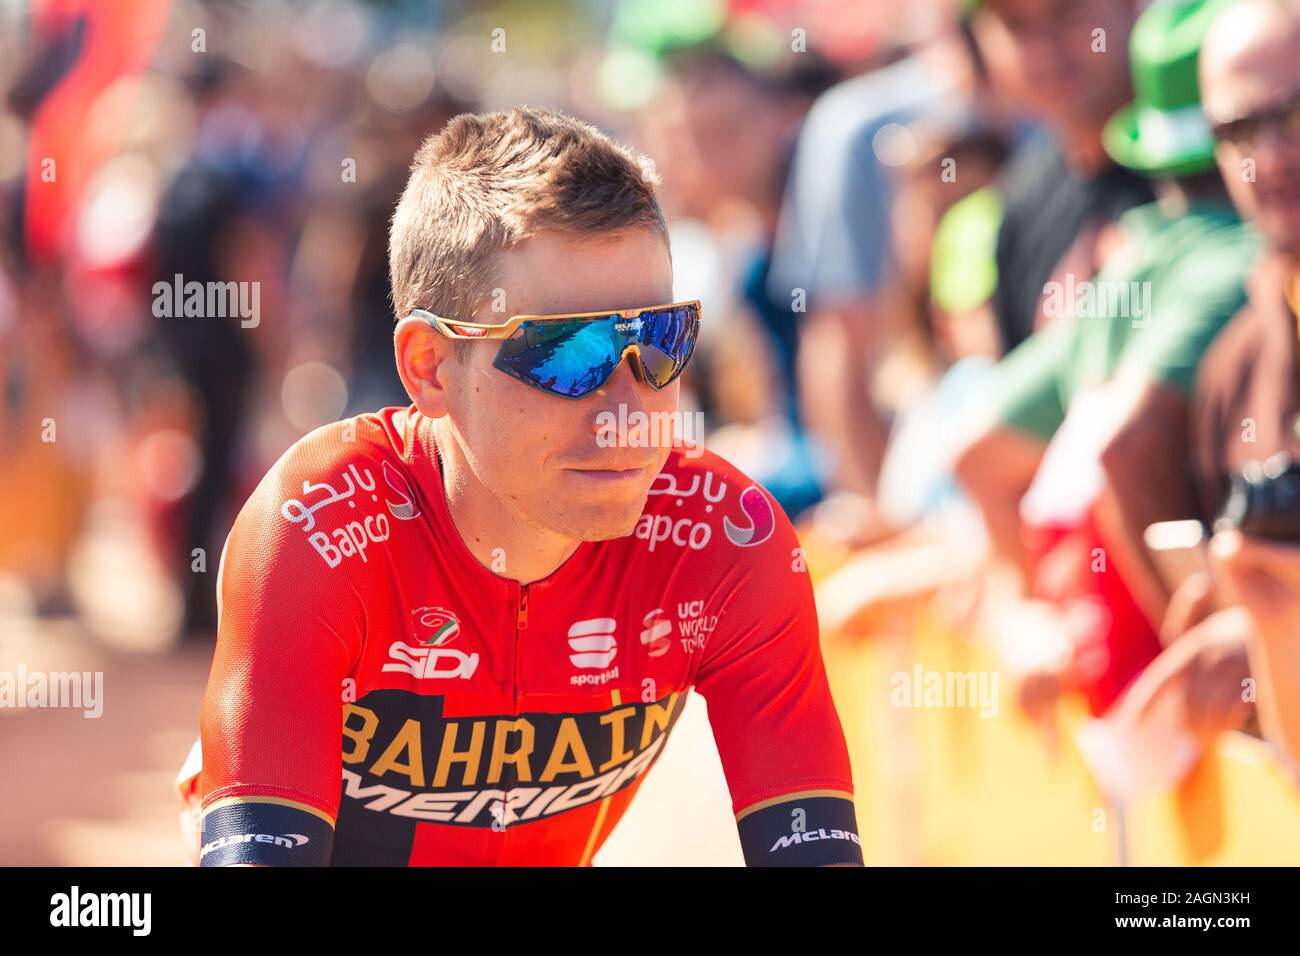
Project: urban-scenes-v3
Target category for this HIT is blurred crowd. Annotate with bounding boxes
[3,0,1300,817]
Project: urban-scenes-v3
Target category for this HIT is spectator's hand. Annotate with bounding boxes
[1016,665,1065,725]
[807,492,897,552]
[1210,530,1300,641]
[1115,606,1254,743]
[1158,569,1217,647]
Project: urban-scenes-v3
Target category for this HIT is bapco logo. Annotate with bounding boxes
[383,459,422,521]
[723,484,776,547]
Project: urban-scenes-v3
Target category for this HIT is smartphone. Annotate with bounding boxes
[1143,519,1210,594]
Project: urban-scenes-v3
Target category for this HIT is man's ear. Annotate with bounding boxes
[394,316,455,419]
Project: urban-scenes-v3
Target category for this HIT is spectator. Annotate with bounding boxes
[766,21,973,497]
[955,0,1261,717]
[970,0,1155,355]
[1188,0,1300,763]
[662,46,837,517]
[956,0,1259,608]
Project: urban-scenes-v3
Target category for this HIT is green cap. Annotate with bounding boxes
[609,0,726,57]
[1103,0,1238,177]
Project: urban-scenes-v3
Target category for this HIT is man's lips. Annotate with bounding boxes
[563,462,656,481]
[1259,182,1300,204]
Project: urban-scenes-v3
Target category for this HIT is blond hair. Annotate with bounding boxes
[389,107,668,327]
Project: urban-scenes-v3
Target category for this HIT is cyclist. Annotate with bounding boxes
[178,107,861,866]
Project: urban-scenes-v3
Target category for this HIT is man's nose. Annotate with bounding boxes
[1253,122,1300,170]
[598,352,650,405]
[590,356,650,443]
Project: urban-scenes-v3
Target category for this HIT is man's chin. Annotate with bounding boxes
[1262,214,1300,254]
[547,498,649,543]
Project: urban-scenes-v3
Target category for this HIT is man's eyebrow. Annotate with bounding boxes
[1210,84,1300,124]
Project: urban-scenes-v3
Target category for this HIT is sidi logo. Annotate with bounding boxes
[384,642,479,680]
[723,485,776,547]
[383,605,478,679]
[50,886,151,936]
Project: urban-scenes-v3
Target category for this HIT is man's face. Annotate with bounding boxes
[974,0,1136,131]
[677,69,789,207]
[439,228,679,543]
[1202,9,1300,253]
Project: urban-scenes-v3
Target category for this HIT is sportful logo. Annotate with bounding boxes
[383,459,421,521]
[723,484,776,547]
[568,618,618,668]
[639,609,672,657]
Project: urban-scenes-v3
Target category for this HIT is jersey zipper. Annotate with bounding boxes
[499,582,530,855]
[513,583,529,710]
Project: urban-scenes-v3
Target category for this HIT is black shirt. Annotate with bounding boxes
[993,133,1155,353]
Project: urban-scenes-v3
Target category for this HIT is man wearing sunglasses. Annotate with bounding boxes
[1181,0,1300,767]
[181,108,861,867]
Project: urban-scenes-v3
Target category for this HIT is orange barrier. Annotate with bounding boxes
[821,598,1300,865]
[1127,732,1300,865]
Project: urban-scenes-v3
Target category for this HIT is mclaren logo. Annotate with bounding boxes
[770,829,861,853]
[200,832,310,858]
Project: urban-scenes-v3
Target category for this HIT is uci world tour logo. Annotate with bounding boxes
[383,460,421,521]
[723,484,775,547]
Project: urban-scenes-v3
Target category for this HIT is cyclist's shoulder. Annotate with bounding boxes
[632,448,814,642]
[225,406,422,570]
[246,406,414,512]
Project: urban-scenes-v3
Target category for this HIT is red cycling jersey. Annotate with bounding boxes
[180,404,861,866]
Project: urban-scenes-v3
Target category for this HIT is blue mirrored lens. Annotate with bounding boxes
[494,304,699,398]
[637,305,697,386]
[495,317,622,397]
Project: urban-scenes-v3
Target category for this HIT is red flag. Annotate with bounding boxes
[24,0,174,263]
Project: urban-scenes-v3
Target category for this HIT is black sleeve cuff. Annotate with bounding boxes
[199,797,336,867]
[735,791,863,867]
